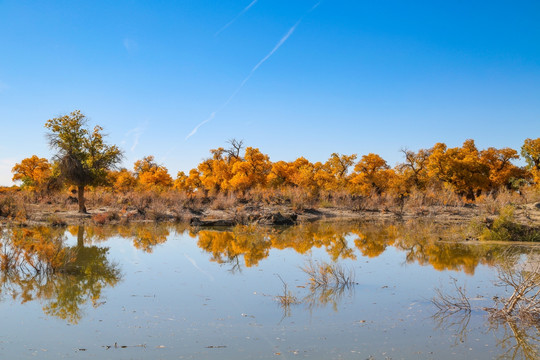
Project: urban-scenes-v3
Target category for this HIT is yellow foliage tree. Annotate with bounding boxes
[197,147,236,194]
[521,138,540,185]
[134,156,173,190]
[426,140,490,200]
[396,148,431,190]
[479,147,522,191]
[229,147,271,194]
[349,153,393,195]
[107,168,137,193]
[323,153,357,190]
[12,155,52,192]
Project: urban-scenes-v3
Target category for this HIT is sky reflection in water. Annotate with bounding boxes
[0,221,538,359]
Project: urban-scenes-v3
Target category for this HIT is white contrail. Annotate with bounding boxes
[253,20,300,74]
[310,1,322,12]
[186,20,301,140]
[215,0,259,36]
[185,112,215,140]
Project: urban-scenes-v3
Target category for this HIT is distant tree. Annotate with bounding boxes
[324,153,357,190]
[229,147,272,194]
[11,155,52,192]
[45,110,123,213]
[349,153,392,196]
[396,148,431,189]
[521,138,540,170]
[133,156,173,190]
[521,138,540,185]
[479,147,522,191]
[107,168,137,193]
[426,140,490,200]
[226,138,244,161]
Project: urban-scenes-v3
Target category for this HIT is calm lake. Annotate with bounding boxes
[0,221,539,359]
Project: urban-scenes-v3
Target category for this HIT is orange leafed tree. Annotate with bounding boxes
[479,147,522,191]
[349,153,393,196]
[107,168,137,193]
[134,156,173,190]
[12,155,52,191]
[521,138,540,185]
[229,147,272,194]
[426,140,490,200]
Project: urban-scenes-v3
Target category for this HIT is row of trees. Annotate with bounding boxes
[10,111,540,212]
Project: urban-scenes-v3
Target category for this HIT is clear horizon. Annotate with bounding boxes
[1,0,539,186]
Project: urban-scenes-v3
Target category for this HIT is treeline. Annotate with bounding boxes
[12,137,540,202]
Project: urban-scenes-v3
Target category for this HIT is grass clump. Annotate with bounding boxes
[274,275,299,308]
[301,260,355,288]
[478,206,540,242]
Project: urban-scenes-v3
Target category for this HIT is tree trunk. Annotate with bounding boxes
[77,185,87,213]
[77,225,85,248]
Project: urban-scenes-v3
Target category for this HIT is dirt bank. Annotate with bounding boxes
[3,201,540,228]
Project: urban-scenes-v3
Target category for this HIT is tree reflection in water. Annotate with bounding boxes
[432,253,540,359]
[1,220,537,330]
[0,226,121,324]
[193,221,520,275]
[492,320,540,360]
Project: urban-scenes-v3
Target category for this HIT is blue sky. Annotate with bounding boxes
[1,0,539,185]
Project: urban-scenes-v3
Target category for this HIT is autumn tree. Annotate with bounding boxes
[521,138,540,170]
[324,153,357,189]
[107,168,137,193]
[11,155,52,192]
[45,110,123,213]
[174,169,202,196]
[396,148,431,189]
[133,156,173,190]
[521,138,540,184]
[289,157,318,193]
[349,153,393,195]
[426,140,490,200]
[197,148,233,194]
[229,147,272,194]
[479,147,522,192]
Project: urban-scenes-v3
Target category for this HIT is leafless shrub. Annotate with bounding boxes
[487,251,540,325]
[146,201,171,222]
[432,277,472,316]
[86,189,118,208]
[209,193,237,210]
[0,195,27,220]
[91,211,120,225]
[476,189,524,215]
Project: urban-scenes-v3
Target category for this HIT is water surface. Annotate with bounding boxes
[0,221,538,359]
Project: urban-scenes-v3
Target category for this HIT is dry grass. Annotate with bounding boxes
[472,205,540,242]
[0,195,27,220]
[301,259,355,289]
[209,193,237,210]
[476,188,525,215]
[91,211,120,225]
[274,275,299,310]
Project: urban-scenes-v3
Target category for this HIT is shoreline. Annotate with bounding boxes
[2,201,540,228]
